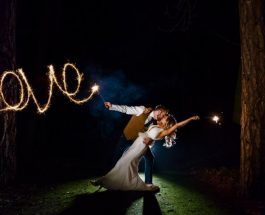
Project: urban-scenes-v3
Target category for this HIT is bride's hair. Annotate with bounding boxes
[163,114,177,148]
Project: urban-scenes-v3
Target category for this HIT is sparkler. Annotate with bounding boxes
[91,84,106,103]
[212,115,220,123]
[0,63,97,114]
[204,113,222,125]
[91,85,99,93]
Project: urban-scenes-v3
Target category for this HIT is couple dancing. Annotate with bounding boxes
[90,102,199,192]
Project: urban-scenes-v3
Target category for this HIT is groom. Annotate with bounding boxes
[104,101,168,187]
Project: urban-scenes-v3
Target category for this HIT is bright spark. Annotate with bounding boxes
[0,63,97,114]
[91,85,99,92]
[212,115,220,123]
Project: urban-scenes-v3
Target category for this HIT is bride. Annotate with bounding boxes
[91,114,200,191]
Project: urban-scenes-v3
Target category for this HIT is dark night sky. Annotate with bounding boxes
[15,0,241,177]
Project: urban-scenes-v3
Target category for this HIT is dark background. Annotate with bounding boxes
[15,0,241,181]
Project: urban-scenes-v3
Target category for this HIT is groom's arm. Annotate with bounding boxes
[105,102,145,116]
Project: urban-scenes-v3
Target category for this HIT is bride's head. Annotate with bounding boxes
[158,114,175,129]
[158,114,177,148]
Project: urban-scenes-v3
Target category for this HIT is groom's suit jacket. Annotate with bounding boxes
[109,104,155,141]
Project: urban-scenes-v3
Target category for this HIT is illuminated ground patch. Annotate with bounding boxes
[17,172,234,215]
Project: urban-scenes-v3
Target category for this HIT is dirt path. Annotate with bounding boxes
[0,172,237,215]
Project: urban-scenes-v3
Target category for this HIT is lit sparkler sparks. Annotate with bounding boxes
[0,63,97,114]
[91,84,99,92]
[91,84,106,102]
[204,113,222,125]
[212,115,220,123]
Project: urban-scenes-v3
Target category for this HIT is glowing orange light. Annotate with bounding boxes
[0,63,97,114]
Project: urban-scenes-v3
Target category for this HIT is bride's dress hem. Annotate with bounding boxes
[94,125,163,192]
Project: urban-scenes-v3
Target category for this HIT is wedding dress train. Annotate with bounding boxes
[93,125,163,191]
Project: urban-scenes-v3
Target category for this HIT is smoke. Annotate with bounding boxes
[84,65,147,138]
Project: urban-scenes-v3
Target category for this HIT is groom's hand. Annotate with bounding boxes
[143,137,153,145]
[104,102,112,109]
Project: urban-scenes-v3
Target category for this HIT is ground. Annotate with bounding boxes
[1,168,258,215]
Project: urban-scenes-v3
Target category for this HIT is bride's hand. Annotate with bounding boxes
[191,115,200,120]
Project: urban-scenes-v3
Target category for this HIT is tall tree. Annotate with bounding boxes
[0,0,17,185]
[239,0,265,198]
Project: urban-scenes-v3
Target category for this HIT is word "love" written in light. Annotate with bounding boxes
[0,63,98,114]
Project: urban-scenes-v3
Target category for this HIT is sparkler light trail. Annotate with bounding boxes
[0,63,97,114]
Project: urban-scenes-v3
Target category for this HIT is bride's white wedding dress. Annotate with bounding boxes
[95,125,163,191]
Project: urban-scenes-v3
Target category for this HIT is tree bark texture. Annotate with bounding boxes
[0,0,17,185]
[239,0,265,199]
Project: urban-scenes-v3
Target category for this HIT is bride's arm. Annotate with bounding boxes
[156,116,200,139]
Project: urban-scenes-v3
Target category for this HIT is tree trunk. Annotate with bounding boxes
[0,0,17,185]
[239,0,265,199]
